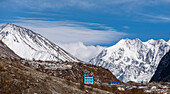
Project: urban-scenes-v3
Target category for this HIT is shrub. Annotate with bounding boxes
[79,81,85,91]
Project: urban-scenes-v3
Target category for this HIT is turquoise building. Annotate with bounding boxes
[84,74,93,84]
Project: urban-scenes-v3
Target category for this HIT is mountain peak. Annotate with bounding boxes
[118,38,141,44]
[0,23,80,62]
[3,23,29,30]
[157,39,166,43]
[3,23,19,30]
[167,40,170,45]
[147,39,156,44]
[146,39,167,46]
[124,38,141,43]
[125,38,140,41]
[89,38,170,82]
[0,23,37,38]
[6,23,15,26]
[147,39,155,42]
[4,23,18,28]
[123,38,142,47]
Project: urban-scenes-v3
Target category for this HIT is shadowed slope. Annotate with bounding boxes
[150,51,170,82]
[0,40,20,59]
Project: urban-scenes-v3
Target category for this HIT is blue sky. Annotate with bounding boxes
[0,0,170,61]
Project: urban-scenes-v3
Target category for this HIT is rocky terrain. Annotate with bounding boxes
[150,50,170,82]
[2,57,169,94]
[0,57,119,94]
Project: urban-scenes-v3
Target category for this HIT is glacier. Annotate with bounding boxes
[89,38,170,82]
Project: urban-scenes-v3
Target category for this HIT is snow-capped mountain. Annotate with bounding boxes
[0,23,80,62]
[150,51,170,82]
[168,40,170,45]
[89,38,170,82]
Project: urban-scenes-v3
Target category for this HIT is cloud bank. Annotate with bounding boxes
[0,17,127,61]
[57,42,106,62]
[11,18,127,45]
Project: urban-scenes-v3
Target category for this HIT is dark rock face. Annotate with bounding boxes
[150,51,170,82]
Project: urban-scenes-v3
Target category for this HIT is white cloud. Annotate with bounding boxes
[11,18,127,45]
[146,15,170,21]
[1,18,127,61]
[57,42,106,62]
[138,14,170,22]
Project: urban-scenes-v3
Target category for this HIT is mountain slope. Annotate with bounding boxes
[0,46,120,93]
[0,40,20,59]
[23,60,120,85]
[150,51,170,82]
[0,57,117,94]
[89,38,170,82]
[0,23,79,62]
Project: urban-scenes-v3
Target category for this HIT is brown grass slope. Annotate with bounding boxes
[22,60,123,93]
[0,57,119,94]
[30,61,121,84]
[0,57,149,94]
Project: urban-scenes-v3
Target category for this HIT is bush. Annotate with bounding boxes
[66,78,71,85]
[130,88,144,94]
[79,81,85,91]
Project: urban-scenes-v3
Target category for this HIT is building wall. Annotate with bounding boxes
[84,74,93,84]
